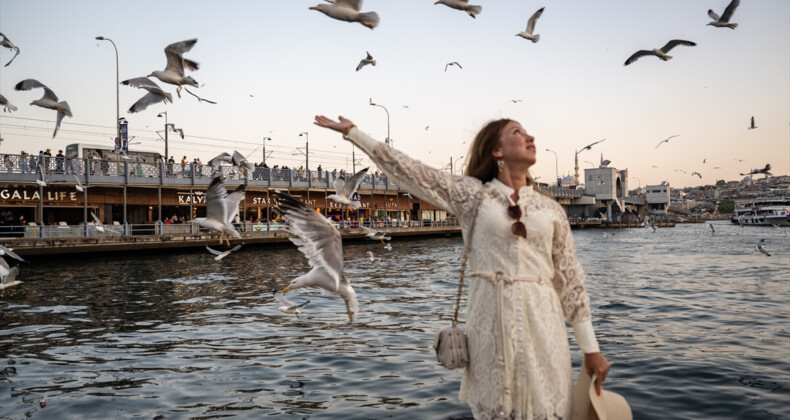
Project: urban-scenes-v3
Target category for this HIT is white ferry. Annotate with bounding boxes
[731,199,790,226]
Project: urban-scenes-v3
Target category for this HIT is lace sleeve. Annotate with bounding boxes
[345,128,482,224]
[549,201,592,325]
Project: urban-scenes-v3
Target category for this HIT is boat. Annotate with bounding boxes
[731,198,790,226]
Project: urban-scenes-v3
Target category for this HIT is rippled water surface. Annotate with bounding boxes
[1,223,789,419]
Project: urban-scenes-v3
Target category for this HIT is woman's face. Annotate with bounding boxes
[494,121,536,167]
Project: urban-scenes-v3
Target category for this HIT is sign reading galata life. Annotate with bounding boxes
[0,189,78,202]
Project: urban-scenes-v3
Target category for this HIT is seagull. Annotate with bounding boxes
[274,291,310,319]
[755,239,771,256]
[402,192,413,199]
[356,51,376,71]
[624,40,696,66]
[184,87,217,104]
[738,215,746,228]
[703,158,706,164]
[366,251,376,262]
[674,169,687,174]
[166,123,185,139]
[734,158,746,163]
[650,222,657,233]
[655,135,679,149]
[515,7,544,43]
[0,93,17,112]
[602,232,615,238]
[309,0,380,30]
[194,176,243,246]
[740,164,772,177]
[707,0,740,29]
[425,126,430,131]
[0,257,21,296]
[121,77,173,113]
[148,39,200,98]
[748,116,757,130]
[91,211,120,234]
[0,32,20,67]
[14,79,72,138]
[600,153,611,167]
[275,190,358,324]
[453,247,462,254]
[0,244,25,263]
[384,243,392,251]
[692,172,702,178]
[712,166,721,169]
[328,167,369,209]
[206,244,242,261]
[73,175,92,192]
[434,0,482,19]
[709,223,715,235]
[35,161,47,187]
[208,151,255,178]
[360,225,391,243]
[579,138,605,152]
[444,62,462,72]
[510,99,523,103]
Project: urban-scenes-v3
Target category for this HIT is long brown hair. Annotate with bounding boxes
[464,118,542,192]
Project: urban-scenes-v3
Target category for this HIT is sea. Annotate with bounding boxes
[1,222,788,419]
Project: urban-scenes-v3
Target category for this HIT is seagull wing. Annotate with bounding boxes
[15,79,59,102]
[720,0,740,21]
[525,7,544,33]
[2,266,19,285]
[624,50,654,66]
[707,9,721,21]
[224,184,246,224]
[360,225,377,235]
[333,177,346,196]
[276,191,344,290]
[121,77,163,91]
[0,245,24,262]
[208,152,233,167]
[163,39,198,75]
[3,46,20,67]
[660,40,696,53]
[128,91,169,113]
[205,245,224,256]
[336,0,362,11]
[0,256,8,272]
[206,177,229,224]
[454,62,463,69]
[274,291,294,307]
[228,244,242,253]
[341,167,369,198]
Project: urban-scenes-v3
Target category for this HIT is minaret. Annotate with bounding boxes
[574,149,579,186]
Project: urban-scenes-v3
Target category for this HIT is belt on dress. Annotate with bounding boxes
[469,271,545,416]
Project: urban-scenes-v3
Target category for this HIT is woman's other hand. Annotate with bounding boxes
[314,115,354,134]
[584,352,611,396]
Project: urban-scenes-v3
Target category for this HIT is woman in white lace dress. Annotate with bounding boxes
[314,115,610,419]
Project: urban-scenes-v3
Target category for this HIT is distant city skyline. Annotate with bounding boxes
[0,0,787,189]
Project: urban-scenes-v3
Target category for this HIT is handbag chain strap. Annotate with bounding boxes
[452,188,483,325]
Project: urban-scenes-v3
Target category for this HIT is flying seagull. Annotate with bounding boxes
[579,138,606,152]
[707,0,740,29]
[328,167,369,209]
[0,32,20,67]
[356,51,376,71]
[691,172,702,178]
[515,7,545,43]
[510,99,523,103]
[366,251,376,262]
[755,239,771,257]
[360,225,391,243]
[184,87,216,104]
[35,162,47,187]
[655,135,679,149]
[0,244,25,263]
[165,123,185,139]
[384,243,392,251]
[208,151,255,178]
[14,79,72,138]
[148,39,200,98]
[748,116,757,130]
[309,0,380,30]
[121,77,172,113]
[0,257,21,296]
[709,223,715,235]
[73,175,92,192]
[206,244,242,261]
[674,169,687,174]
[624,40,696,66]
[740,163,772,177]
[91,211,120,234]
[434,0,482,19]
[275,190,358,324]
[274,291,310,319]
[445,62,463,72]
[194,176,243,246]
[0,93,17,112]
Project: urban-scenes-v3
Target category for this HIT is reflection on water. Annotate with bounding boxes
[1,223,789,419]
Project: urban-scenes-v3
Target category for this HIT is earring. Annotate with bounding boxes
[497,160,504,172]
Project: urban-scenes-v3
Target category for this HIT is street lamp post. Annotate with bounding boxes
[298,132,309,172]
[584,160,595,168]
[453,156,464,175]
[545,148,558,186]
[369,98,391,148]
[157,111,169,161]
[262,137,271,166]
[95,36,120,145]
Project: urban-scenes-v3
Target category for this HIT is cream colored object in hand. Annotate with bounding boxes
[573,365,632,420]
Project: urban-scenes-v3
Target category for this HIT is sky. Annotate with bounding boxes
[0,0,788,189]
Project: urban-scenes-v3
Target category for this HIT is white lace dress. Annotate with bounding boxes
[345,128,600,420]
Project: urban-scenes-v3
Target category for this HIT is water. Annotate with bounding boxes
[1,223,788,419]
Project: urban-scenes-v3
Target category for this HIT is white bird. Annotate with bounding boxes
[602,232,615,238]
[121,77,173,113]
[356,51,376,71]
[73,175,92,192]
[91,211,120,234]
[328,167,368,209]
[748,116,757,130]
[309,0,380,30]
[35,162,47,187]
[366,251,376,262]
[183,87,216,104]
[444,62,463,72]
[755,239,771,256]
[360,225,391,243]
[0,244,25,263]
[166,123,185,139]
[453,247,462,254]
[194,177,244,246]
[0,257,21,295]
[707,0,740,29]
[0,93,17,112]
[206,244,242,261]
[434,0,482,19]
[384,243,392,251]
[709,223,715,235]
[656,135,679,149]
[740,164,772,177]
[515,7,544,43]
[148,39,200,98]
[208,151,255,178]
[275,190,358,324]
[14,79,72,138]
[0,32,20,67]
[624,40,696,66]
[402,192,413,199]
[274,291,310,319]
[692,172,702,178]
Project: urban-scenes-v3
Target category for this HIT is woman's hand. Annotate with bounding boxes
[314,115,354,134]
[584,352,611,396]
